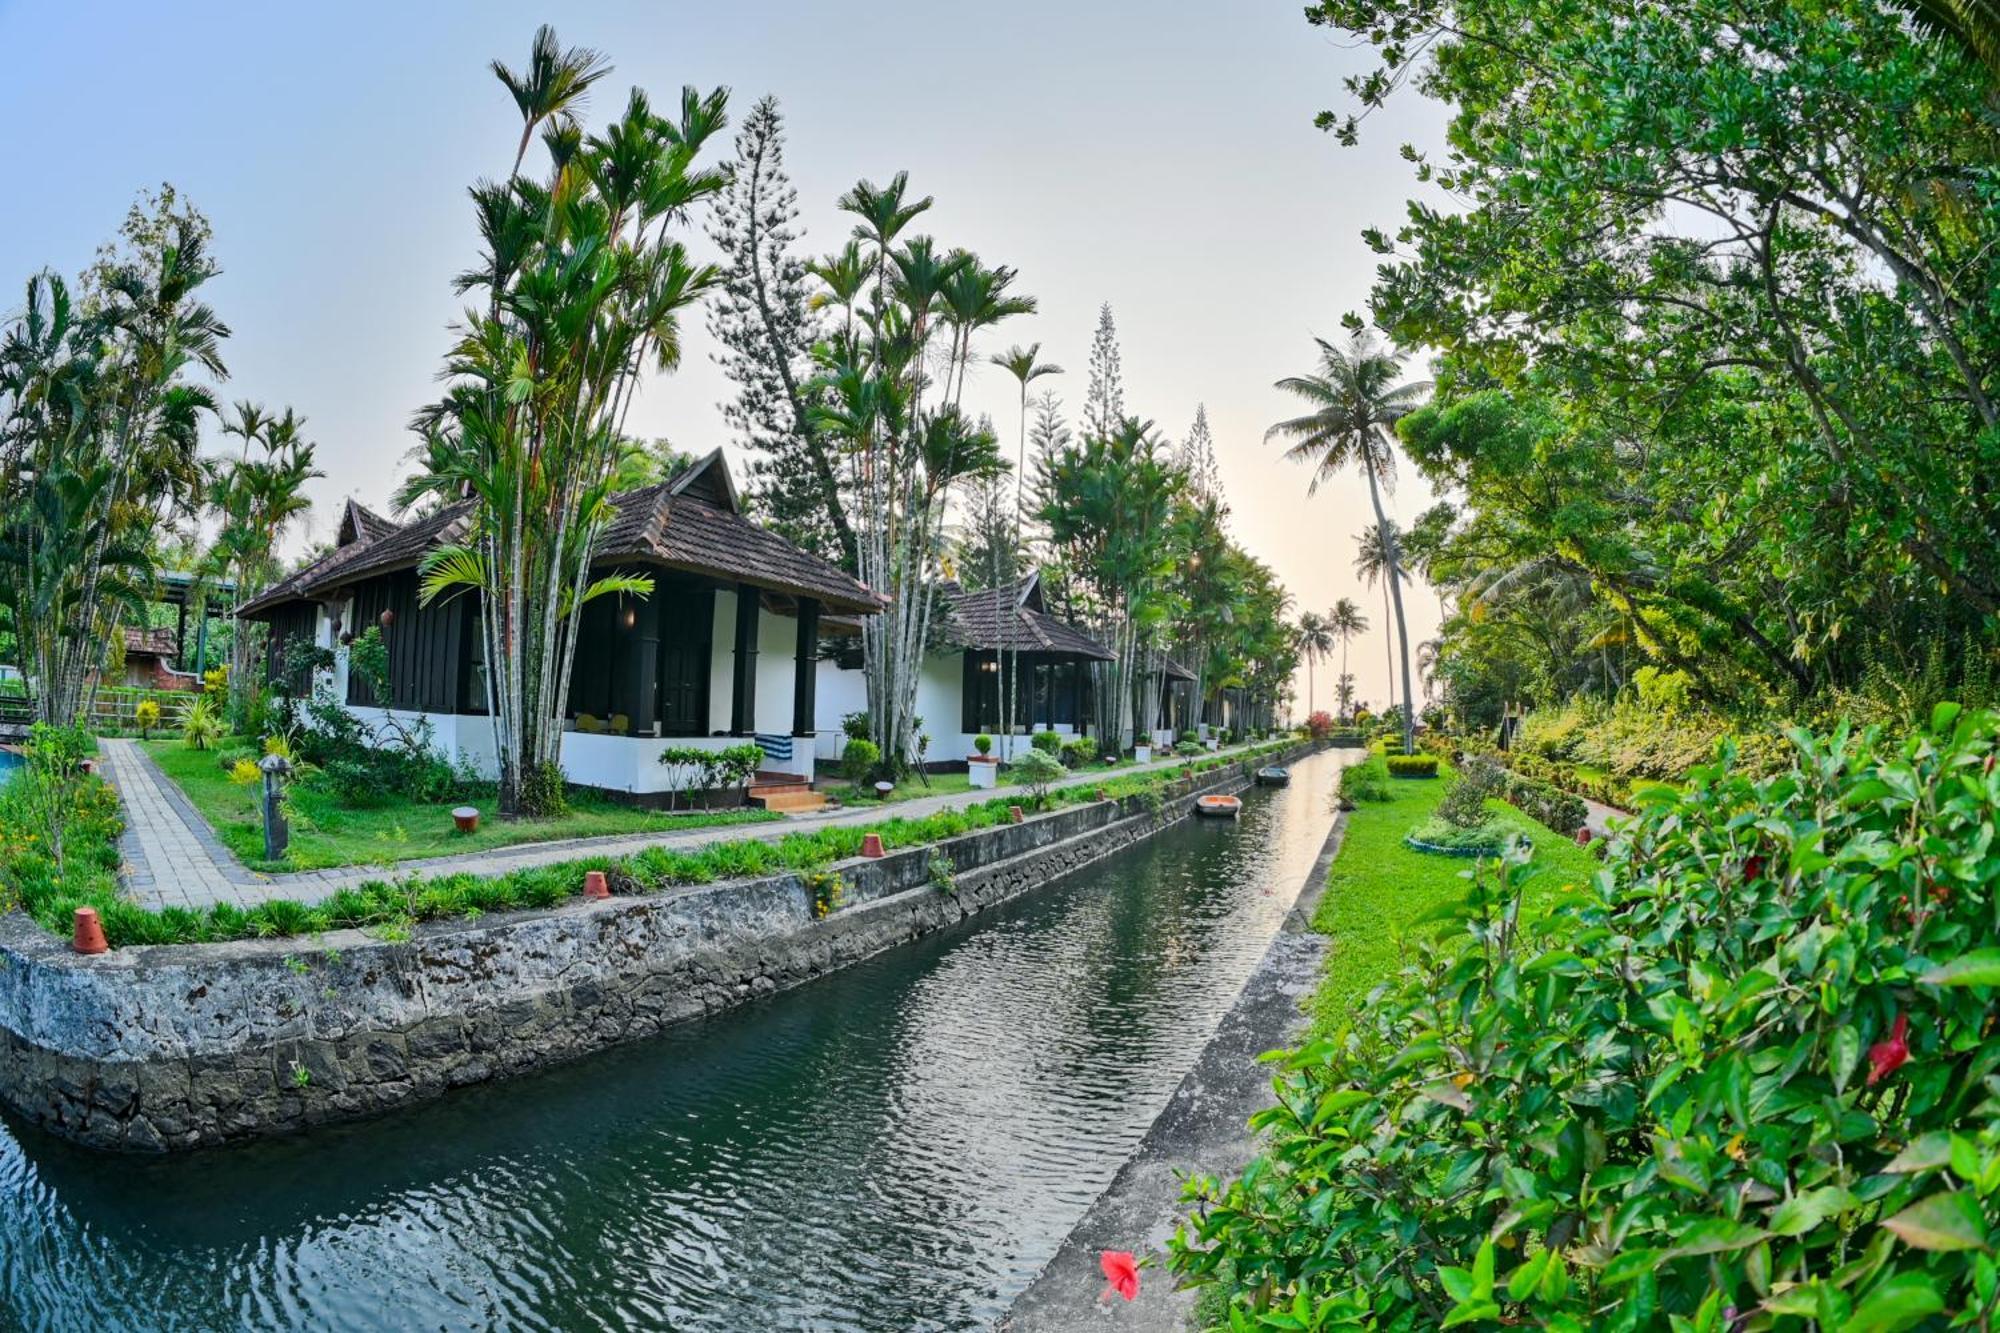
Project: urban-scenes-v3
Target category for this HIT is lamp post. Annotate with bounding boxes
[259,753,293,861]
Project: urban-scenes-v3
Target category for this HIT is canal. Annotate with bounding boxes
[0,749,1343,1331]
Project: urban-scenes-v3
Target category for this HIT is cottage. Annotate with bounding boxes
[237,451,881,797]
[816,571,1113,768]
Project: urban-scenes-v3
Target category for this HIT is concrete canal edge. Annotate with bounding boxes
[1000,799,1350,1331]
[0,743,1322,1153]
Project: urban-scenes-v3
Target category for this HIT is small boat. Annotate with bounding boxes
[1195,793,1243,819]
[1255,766,1290,787]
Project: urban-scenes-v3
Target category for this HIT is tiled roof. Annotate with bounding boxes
[1157,655,1196,682]
[942,577,1112,659]
[240,462,882,618]
[122,626,179,658]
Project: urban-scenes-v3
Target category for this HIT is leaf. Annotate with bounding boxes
[1769,1187,1856,1238]
[1839,1272,1944,1333]
[1507,1250,1553,1302]
[1881,1191,1989,1252]
[1918,949,2000,987]
[1421,1080,1473,1113]
[1883,1133,1951,1174]
[1666,1219,1765,1259]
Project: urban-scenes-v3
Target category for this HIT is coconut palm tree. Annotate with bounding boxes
[1904,0,2000,76]
[1354,521,1409,718]
[1267,330,1430,752]
[1326,596,1368,719]
[1295,610,1333,714]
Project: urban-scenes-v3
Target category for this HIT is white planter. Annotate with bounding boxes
[967,757,999,789]
[1133,744,1152,764]
[1205,739,1219,752]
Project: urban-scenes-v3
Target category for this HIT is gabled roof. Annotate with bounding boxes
[1157,655,1196,683]
[942,573,1113,660]
[122,626,179,659]
[239,449,883,619]
[337,498,399,548]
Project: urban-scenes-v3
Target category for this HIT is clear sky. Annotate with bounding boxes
[0,0,1450,714]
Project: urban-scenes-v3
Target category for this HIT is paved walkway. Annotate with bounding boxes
[98,738,1297,913]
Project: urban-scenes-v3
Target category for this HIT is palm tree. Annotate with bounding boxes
[1326,596,1367,719]
[1267,330,1430,752]
[1354,521,1409,718]
[1295,610,1333,714]
[1903,0,2000,76]
[990,343,1061,757]
[492,24,611,174]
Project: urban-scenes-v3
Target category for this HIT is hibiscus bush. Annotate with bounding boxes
[1173,705,2000,1329]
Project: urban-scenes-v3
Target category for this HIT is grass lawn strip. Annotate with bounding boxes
[144,740,779,872]
[1309,765,1600,1036]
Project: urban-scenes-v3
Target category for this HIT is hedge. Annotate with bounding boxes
[1385,753,1440,778]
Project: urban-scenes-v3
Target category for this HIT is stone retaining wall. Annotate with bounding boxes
[0,744,1317,1152]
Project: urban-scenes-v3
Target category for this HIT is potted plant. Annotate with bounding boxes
[968,733,999,788]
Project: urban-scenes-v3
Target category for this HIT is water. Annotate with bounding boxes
[0,749,20,783]
[0,751,1342,1332]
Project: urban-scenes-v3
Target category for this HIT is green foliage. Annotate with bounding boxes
[973,733,993,756]
[1433,753,1500,827]
[1176,707,2000,1328]
[1008,747,1066,808]
[1405,814,1513,853]
[1338,754,1392,805]
[180,694,223,750]
[841,737,881,782]
[1385,752,1439,779]
[133,699,161,739]
[1029,730,1063,756]
[657,743,765,809]
[1060,735,1098,768]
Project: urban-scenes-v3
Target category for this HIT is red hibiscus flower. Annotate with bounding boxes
[1867,1013,1910,1086]
[1742,855,1765,882]
[1100,1250,1140,1302]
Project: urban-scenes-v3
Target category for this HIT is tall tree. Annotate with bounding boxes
[203,404,322,708]
[0,195,225,727]
[1267,330,1429,752]
[1354,521,1407,716]
[989,343,1061,757]
[401,30,729,815]
[1296,609,1334,713]
[707,95,856,565]
[1081,303,1125,443]
[1327,596,1368,718]
[1179,403,1223,500]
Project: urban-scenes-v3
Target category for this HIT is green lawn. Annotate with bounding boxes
[142,740,780,872]
[1308,768,1600,1036]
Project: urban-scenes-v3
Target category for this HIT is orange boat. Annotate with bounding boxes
[1195,793,1243,819]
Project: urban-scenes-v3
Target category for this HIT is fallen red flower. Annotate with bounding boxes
[1867,1013,1910,1086]
[1100,1250,1139,1302]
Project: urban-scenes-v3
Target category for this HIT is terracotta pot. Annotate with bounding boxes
[72,907,109,956]
[452,806,479,834]
[861,833,885,858]
[1009,805,1025,824]
[582,870,610,900]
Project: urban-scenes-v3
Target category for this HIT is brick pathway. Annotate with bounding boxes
[98,738,1313,913]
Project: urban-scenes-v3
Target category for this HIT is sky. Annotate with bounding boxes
[0,0,1452,714]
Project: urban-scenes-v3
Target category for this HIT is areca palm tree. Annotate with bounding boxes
[1327,596,1367,719]
[990,343,1061,756]
[401,29,727,815]
[1295,610,1333,714]
[1267,330,1430,752]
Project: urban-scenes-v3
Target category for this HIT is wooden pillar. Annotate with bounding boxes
[175,600,188,670]
[791,597,819,738]
[730,585,759,736]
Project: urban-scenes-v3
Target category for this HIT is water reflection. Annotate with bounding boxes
[0,750,1343,1331]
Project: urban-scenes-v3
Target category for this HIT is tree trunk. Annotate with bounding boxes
[1364,466,1417,754]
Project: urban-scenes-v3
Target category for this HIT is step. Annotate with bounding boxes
[751,770,809,789]
[753,789,830,814]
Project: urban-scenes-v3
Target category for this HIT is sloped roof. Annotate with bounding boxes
[239,450,882,619]
[122,626,179,659]
[337,498,399,547]
[942,574,1113,659]
[1157,656,1196,682]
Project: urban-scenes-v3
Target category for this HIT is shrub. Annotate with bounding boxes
[1433,753,1500,826]
[842,737,881,782]
[973,733,993,756]
[1337,755,1392,805]
[1176,707,2000,1327]
[1175,739,1204,758]
[180,694,223,750]
[1405,814,1514,852]
[1029,730,1063,756]
[1305,710,1335,740]
[1499,769,1587,837]
[1008,747,1066,808]
[1061,735,1098,768]
[134,699,161,740]
[1384,752,1440,779]
[840,711,871,741]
